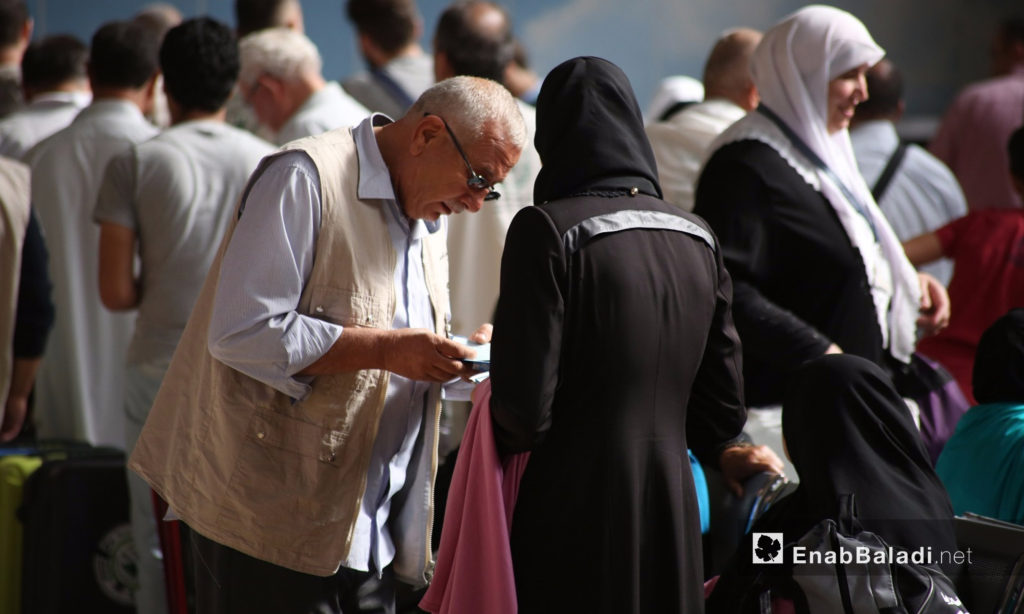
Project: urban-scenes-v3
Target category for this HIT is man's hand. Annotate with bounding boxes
[383,329,478,382]
[718,443,786,497]
[916,272,950,336]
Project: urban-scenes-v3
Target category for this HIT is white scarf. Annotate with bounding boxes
[706,5,919,363]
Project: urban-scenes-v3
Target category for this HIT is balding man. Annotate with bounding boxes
[432,0,542,336]
[239,28,369,144]
[129,77,525,613]
[646,28,761,211]
[850,58,966,287]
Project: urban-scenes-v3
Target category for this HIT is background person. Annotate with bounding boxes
[238,27,369,144]
[903,125,1024,404]
[930,17,1024,211]
[646,27,761,212]
[849,58,967,287]
[342,0,433,118]
[94,17,274,613]
[937,309,1024,523]
[25,19,160,447]
[0,34,90,159]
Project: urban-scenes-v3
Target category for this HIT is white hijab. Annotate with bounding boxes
[709,4,920,363]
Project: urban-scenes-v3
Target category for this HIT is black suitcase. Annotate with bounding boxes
[18,451,136,613]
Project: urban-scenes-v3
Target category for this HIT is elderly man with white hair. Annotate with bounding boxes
[129,76,526,614]
[239,27,369,144]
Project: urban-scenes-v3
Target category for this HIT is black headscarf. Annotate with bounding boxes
[973,308,1024,404]
[532,56,662,204]
[763,354,957,553]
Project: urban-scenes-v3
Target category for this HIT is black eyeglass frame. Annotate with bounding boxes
[424,113,501,201]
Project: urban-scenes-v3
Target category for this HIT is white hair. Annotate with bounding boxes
[411,76,527,151]
[238,27,322,87]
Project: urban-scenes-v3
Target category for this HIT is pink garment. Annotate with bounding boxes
[420,379,530,614]
[929,66,1024,211]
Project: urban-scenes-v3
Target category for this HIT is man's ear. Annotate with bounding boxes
[409,113,444,156]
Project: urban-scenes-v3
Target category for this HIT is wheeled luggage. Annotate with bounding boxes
[19,450,136,613]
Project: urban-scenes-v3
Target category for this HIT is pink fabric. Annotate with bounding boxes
[929,67,1024,211]
[420,379,530,614]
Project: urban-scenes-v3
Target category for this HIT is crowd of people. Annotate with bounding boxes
[0,0,1022,613]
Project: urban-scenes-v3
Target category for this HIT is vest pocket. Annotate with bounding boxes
[306,284,390,328]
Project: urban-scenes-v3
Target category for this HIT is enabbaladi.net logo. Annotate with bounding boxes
[753,532,784,564]
[752,531,974,568]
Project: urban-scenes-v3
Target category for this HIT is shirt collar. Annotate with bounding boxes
[353,112,441,237]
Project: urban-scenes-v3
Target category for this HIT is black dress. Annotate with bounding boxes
[693,139,885,406]
[489,56,748,614]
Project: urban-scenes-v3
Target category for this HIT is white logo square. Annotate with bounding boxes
[752,532,784,564]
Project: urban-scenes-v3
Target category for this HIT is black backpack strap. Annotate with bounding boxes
[871,141,909,202]
[837,494,861,535]
[370,67,415,110]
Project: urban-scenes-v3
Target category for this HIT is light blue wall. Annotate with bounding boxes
[25,0,1018,116]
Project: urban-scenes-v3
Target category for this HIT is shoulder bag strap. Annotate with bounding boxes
[871,141,909,202]
[757,105,879,242]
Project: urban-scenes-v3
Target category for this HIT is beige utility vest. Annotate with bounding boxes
[0,158,30,403]
[129,128,450,579]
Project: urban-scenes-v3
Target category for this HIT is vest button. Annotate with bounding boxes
[315,305,325,314]
[256,432,265,439]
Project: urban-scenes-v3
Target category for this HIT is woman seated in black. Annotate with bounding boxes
[707,354,960,612]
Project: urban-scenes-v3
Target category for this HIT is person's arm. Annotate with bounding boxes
[4,211,54,441]
[489,206,564,454]
[902,231,944,267]
[94,149,140,311]
[98,223,139,310]
[694,147,835,366]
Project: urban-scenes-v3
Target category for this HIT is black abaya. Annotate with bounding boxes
[490,56,748,614]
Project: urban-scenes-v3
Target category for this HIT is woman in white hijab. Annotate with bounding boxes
[693,5,949,407]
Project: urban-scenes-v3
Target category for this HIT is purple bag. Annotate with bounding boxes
[893,353,971,464]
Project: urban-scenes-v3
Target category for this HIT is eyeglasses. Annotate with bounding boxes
[426,113,501,201]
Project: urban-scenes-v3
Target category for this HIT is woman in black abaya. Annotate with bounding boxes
[488,56,780,614]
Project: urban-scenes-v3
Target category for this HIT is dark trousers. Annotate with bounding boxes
[189,526,396,614]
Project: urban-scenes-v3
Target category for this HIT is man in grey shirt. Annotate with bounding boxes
[94,18,273,614]
[341,0,434,118]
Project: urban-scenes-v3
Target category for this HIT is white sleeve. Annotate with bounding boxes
[208,151,342,401]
